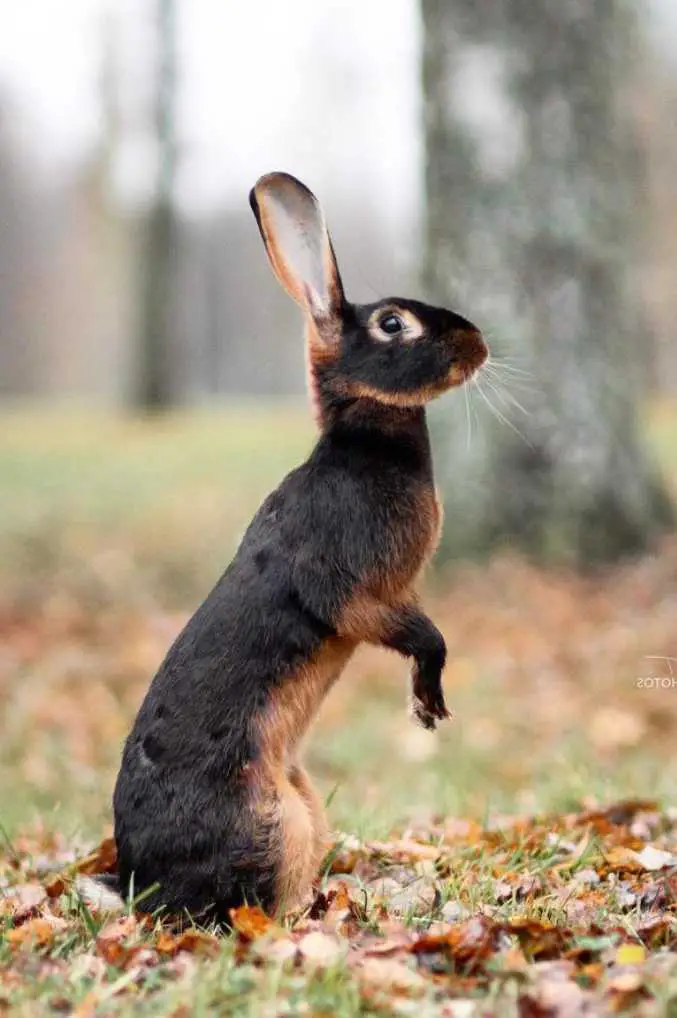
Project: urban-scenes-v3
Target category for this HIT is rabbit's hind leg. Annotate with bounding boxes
[289,762,327,875]
[272,768,320,913]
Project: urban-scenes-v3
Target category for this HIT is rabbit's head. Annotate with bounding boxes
[250,173,487,422]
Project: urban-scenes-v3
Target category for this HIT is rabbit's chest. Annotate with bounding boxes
[379,483,443,597]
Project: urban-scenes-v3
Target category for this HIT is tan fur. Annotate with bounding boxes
[254,637,354,910]
[271,771,316,910]
[345,372,466,408]
[335,484,442,647]
[304,318,341,429]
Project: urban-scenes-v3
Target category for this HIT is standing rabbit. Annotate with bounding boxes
[111,173,488,924]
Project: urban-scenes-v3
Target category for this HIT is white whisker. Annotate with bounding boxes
[463,377,472,452]
[487,358,535,379]
[472,376,535,449]
[481,372,531,418]
[483,360,541,396]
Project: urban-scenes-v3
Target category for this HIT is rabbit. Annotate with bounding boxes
[111,172,488,926]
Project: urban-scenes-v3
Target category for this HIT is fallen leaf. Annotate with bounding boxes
[520,977,588,1018]
[155,929,219,958]
[95,915,140,967]
[6,917,59,948]
[615,943,646,966]
[297,931,345,967]
[359,957,428,996]
[386,877,439,917]
[602,847,646,874]
[1,882,47,922]
[506,917,569,961]
[608,970,644,992]
[366,838,441,864]
[229,904,277,940]
[441,900,471,923]
[252,936,298,964]
[74,838,118,876]
[633,846,675,871]
[411,915,497,972]
[44,874,67,898]
[96,914,138,944]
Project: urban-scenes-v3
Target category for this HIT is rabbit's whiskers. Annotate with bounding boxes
[472,372,535,449]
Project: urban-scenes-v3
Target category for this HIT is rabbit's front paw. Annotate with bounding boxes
[410,664,451,730]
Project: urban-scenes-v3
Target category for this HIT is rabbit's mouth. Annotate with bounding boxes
[447,327,488,386]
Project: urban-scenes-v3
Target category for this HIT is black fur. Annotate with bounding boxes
[112,173,488,925]
[114,405,436,923]
[329,299,478,398]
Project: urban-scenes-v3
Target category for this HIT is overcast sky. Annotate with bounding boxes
[0,0,674,217]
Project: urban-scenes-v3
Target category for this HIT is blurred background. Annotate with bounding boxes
[1,0,676,843]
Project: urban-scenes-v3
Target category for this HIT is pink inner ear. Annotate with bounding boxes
[258,182,332,313]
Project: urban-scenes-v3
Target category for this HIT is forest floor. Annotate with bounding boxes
[1,401,677,1016]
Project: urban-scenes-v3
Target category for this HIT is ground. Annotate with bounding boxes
[1,402,677,1015]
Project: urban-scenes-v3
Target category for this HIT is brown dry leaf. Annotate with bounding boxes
[95,914,140,967]
[498,944,529,972]
[229,904,278,940]
[505,917,569,961]
[96,914,138,945]
[602,846,646,874]
[74,837,117,876]
[95,938,138,969]
[44,874,67,898]
[155,929,220,957]
[326,834,364,875]
[636,914,677,947]
[579,801,659,827]
[330,881,352,912]
[411,915,496,972]
[366,838,441,864]
[359,957,428,997]
[1,882,47,922]
[364,931,413,957]
[6,917,60,949]
[322,881,369,936]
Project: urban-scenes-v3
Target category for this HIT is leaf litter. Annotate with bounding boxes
[4,799,677,1013]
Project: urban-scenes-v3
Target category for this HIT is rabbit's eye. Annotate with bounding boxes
[378,313,404,336]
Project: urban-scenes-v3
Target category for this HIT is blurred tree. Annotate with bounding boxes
[136,0,178,410]
[422,0,673,566]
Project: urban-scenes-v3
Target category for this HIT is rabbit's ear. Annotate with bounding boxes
[250,173,344,320]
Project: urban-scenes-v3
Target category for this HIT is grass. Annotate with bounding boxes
[1,399,677,1014]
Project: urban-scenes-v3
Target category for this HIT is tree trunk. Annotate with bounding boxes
[422,0,673,567]
[135,0,178,411]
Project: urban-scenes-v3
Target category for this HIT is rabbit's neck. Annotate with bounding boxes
[323,396,432,463]
[308,361,430,445]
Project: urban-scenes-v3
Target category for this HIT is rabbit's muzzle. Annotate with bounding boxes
[447,327,488,387]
